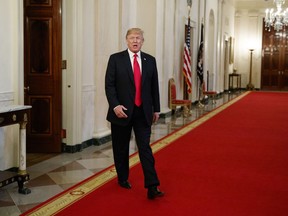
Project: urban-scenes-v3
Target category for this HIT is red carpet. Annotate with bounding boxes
[22,92,288,216]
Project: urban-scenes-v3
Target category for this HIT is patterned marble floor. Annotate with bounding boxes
[0,91,243,215]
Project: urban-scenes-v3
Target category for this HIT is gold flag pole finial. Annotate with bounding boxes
[187,0,192,17]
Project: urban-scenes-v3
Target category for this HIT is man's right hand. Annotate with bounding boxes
[113,105,128,118]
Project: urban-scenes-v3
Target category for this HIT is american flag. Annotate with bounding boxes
[183,18,192,94]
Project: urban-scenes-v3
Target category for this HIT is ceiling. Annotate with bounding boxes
[234,0,288,9]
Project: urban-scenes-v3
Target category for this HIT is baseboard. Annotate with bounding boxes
[62,134,112,153]
[160,110,172,118]
[61,110,177,153]
[63,103,219,153]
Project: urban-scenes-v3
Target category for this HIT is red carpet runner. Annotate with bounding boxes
[22,91,288,216]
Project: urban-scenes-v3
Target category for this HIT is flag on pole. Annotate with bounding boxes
[183,18,192,94]
[197,23,204,84]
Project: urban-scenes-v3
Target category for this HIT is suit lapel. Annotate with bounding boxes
[124,50,148,87]
[123,50,135,84]
[141,52,147,85]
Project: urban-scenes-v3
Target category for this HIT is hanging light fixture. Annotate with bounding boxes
[265,0,288,31]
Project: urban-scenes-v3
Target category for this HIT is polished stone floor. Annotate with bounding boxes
[0,91,243,215]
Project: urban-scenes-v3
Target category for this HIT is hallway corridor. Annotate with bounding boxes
[0,91,242,215]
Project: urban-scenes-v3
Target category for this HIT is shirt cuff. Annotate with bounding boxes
[113,105,121,111]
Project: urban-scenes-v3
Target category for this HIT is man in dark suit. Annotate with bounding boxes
[105,28,164,199]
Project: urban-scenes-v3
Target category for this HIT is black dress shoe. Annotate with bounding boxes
[118,181,132,189]
[147,186,164,199]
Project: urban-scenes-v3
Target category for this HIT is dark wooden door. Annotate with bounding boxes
[261,23,288,91]
[281,34,288,90]
[24,0,62,152]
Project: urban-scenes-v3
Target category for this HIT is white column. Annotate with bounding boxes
[18,113,28,175]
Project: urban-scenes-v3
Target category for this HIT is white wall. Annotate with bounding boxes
[93,0,121,140]
[220,0,235,91]
[62,0,84,146]
[62,0,195,145]
[0,0,246,162]
[234,9,263,89]
[0,0,23,169]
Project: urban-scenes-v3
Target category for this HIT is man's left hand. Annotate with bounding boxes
[153,112,160,123]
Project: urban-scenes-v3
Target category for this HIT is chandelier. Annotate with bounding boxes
[265,0,288,31]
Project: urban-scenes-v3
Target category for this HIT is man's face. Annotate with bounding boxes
[126,32,144,53]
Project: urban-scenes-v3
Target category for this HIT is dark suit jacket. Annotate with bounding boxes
[105,49,160,126]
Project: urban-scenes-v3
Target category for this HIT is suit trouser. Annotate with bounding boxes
[111,105,160,188]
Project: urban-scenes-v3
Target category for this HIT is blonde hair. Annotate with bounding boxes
[126,28,144,39]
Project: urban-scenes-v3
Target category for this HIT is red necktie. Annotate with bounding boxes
[133,54,142,106]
